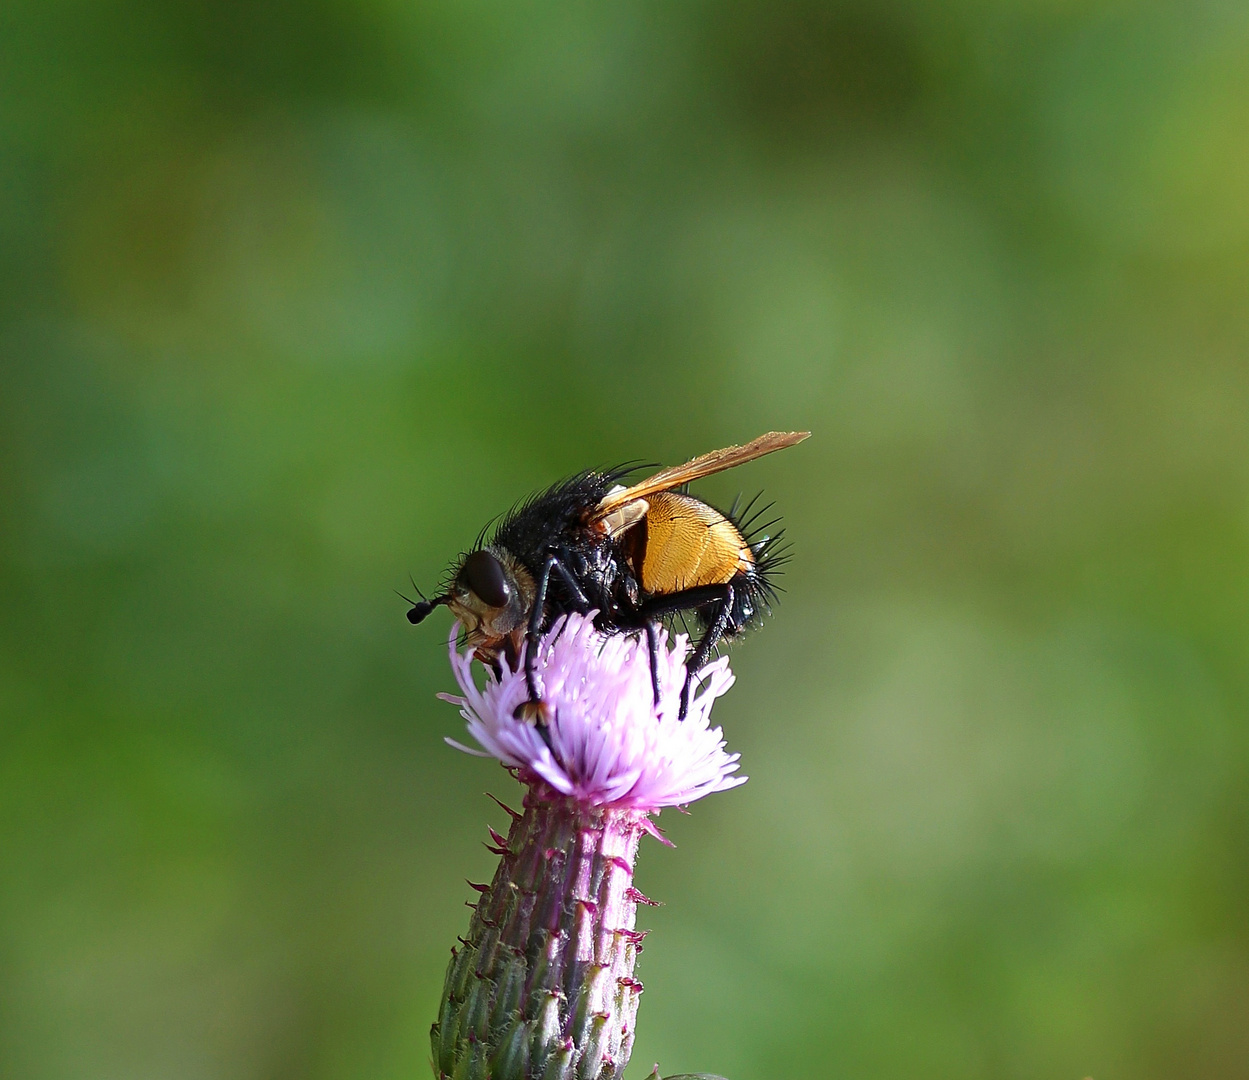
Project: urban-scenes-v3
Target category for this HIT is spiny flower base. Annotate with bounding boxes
[432,781,658,1080]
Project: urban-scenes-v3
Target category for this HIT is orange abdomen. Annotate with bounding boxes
[638,491,753,594]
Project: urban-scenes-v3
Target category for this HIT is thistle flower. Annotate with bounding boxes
[431,613,744,1080]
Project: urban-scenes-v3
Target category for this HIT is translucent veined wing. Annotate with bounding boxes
[588,430,810,524]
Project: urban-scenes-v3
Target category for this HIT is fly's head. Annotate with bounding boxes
[440,547,534,650]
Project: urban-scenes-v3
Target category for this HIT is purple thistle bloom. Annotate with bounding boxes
[439,612,745,809]
[430,614,746,1080]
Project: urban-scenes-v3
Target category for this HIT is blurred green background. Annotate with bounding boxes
[3,1,1248,1077]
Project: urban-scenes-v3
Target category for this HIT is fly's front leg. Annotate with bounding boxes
[514,554,558,725]
[514,552,590,725]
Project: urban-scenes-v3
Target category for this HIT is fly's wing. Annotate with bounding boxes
[588,430,810,524]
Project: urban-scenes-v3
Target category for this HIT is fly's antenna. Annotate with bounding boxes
[399,576,451,625]
[406,594,451,625]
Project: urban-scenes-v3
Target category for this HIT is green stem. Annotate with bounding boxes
[432,782,656,1080]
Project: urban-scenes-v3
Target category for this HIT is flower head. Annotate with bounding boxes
[439,613,745,808]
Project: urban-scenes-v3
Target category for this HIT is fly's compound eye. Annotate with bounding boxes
[461,550,511,607]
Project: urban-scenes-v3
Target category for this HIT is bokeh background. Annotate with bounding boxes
[3,2,1249,1078]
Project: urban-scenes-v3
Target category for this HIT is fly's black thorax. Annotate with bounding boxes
[490,469,635,631]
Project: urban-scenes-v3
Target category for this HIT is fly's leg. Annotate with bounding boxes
[546,550,593,653]
[638,583,734,720]
[680,584,735,719]
[514,552,591,725]
[551,555,592,611]
[515,554,556,724]
[644,621,662,707]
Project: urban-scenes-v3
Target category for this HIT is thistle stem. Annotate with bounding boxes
[432,779,653,1080]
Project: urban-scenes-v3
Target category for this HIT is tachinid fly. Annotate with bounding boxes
[407,431,809,720]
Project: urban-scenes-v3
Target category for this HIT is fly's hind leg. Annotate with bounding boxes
[638,583,734,719]
[679,585,735,719]
[644,621,662,707]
